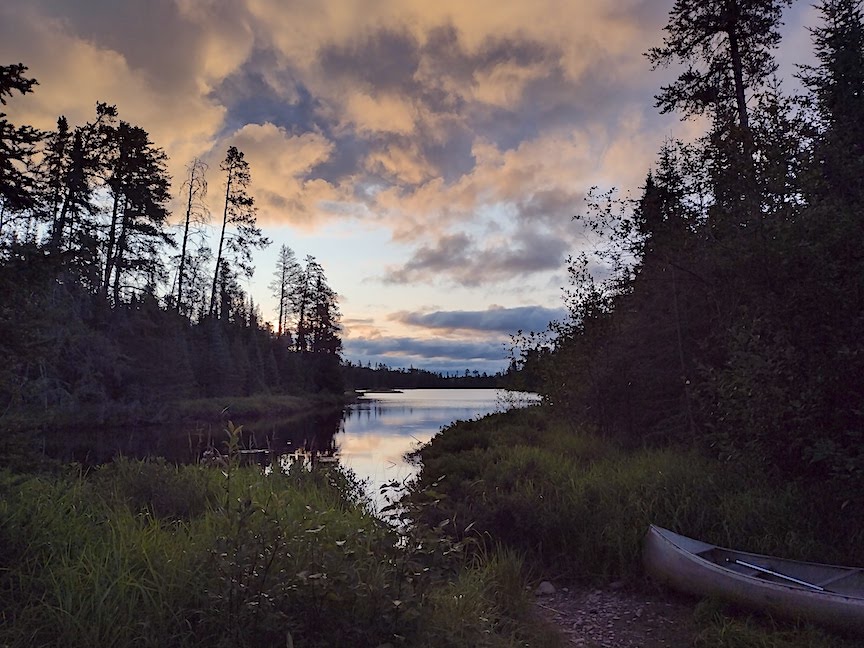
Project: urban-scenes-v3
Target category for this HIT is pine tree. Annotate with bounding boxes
[647,0,792,128]
[0,63,42,239]
[47,104,116,267]
[100,120,173,303]
[209,146,270,317]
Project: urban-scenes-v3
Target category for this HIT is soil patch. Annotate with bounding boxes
[534,583,698,647]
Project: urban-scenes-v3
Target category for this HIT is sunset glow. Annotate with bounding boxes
[0,0,814,371]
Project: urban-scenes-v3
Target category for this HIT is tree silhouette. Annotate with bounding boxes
[101,119,173,303]
[209,146,269,317]
[800,0,864,207]
[0,63,42,238]
[647,0,792,128]
[176,158,208,314]
[269,243,302,338]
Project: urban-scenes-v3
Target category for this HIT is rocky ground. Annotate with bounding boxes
[533,581,699,647]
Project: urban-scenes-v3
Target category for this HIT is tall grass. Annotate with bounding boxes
[407,406,864,580]
[0,447,557,647]
[405,405,864,646]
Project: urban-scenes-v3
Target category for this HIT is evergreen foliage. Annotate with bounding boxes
[0,64,41,225]
[514,0,864,512]
[0,69,346,418]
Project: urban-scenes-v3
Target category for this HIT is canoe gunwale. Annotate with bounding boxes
[643,524,864,635]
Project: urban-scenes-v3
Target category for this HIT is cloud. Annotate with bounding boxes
[0,0,701,309]
[209,122,348,227]
[344,336,507,362]
[1,1,680,252]
[393,305,567,334]
[0,1,248,171]
[341,304,567,372]
[342,332,513,374]
[382,227,575,287]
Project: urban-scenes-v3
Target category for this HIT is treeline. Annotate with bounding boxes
[516,0,864,507]
[342,362,506,391]
[0,66,343,415]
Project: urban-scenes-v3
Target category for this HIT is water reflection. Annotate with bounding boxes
[41,389,538,507]
[220,389,537,506]
[318,389,538,506]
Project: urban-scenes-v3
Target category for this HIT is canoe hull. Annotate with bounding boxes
[643,525,864,635]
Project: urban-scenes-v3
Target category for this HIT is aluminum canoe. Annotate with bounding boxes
[643,524,864,634]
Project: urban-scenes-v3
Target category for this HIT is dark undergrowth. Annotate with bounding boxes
[405,405,864,647]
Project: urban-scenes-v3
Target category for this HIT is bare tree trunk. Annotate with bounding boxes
[102,190,122,300]
[278,261,287,337]
[177,160,205,314]
[177,174,195,312]
[209,172,232,317]
[112,197,128,304]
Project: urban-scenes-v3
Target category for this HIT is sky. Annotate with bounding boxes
[0,0,816,373]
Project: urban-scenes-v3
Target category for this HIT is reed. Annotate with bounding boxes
[0,442,555,647]
[405,405,864,646]
[408,406,863,580]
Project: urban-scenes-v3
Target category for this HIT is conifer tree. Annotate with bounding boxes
[100,120,173,303]
[209,146,270,316]
[269,243,302,338]
[46,104,115,266]
[801,0,864,206]
[0,63,41,239]
[647,0,792,128]
[307,258,342,355]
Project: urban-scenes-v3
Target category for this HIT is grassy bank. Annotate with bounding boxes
[168,392,352,422]
[405,406,864,646]
[1,392,352,434]
[0,392,352,473]
[0,443,559,647]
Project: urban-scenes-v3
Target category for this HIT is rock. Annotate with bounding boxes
[535,581,556,596]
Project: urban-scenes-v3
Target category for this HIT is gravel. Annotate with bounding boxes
[534,583,698,647]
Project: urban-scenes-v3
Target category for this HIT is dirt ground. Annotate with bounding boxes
[534,582,699,647]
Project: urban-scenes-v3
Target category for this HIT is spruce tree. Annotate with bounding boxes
[209,146,270,317]
[0,63,41,238]
[647,0,792,128]
[801,0,864,206]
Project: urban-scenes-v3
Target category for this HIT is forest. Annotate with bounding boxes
[511,0,864,510]
[0,69,350,415]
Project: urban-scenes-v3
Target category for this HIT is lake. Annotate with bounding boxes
[326,389,539,503]
[42,388,539,505]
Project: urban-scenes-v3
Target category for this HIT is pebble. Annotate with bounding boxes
[534,580,556,596]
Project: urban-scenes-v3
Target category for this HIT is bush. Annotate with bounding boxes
[0,449,557,647]
[406,406,861,581]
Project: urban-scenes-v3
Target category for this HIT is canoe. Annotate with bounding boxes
[643,524,864,635]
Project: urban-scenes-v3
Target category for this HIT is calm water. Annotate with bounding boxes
[334,389,539,502]
[43,388,539,504]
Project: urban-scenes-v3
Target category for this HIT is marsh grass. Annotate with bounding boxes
[0,420,557,647]
[692,599,863,648]
[406,406,864,646]
[408,407,861,580]
[170,392,348,422]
